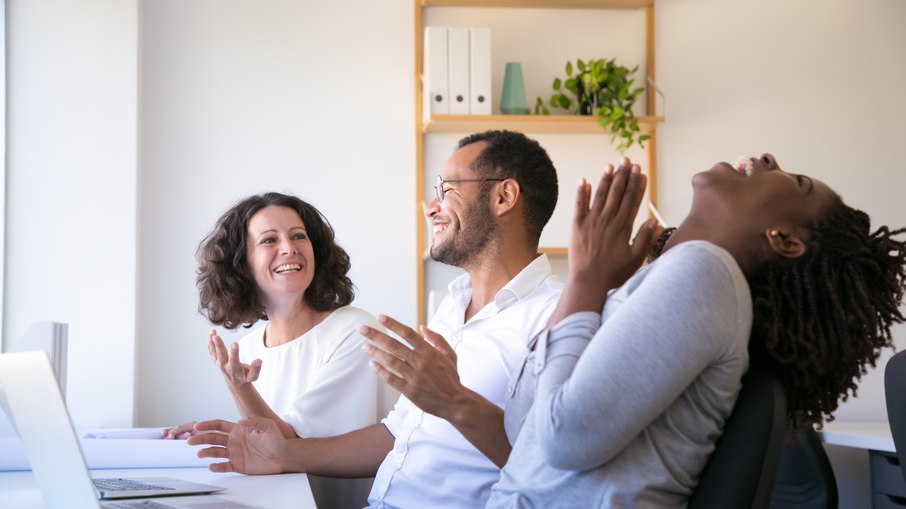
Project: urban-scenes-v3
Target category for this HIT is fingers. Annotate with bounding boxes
[206,458,237,473]
[162,421,198,439]
[247,359,262,382]
[573,178,590,225]
[631,219,665,256]
[368,359,407,390]
[360,325,414,360]
[617,167,647,224]
[377,315,427,351]
[228,342,244,375]
[592,161,647,229]
[420,326,456,361]
[363,342,411,380]
[590,164,616,215]
[192,419,235,435]
[209,333,229,369]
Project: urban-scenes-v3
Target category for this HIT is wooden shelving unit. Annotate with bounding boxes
[413,0,662,322]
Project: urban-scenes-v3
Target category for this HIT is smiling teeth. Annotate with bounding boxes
[274,264,301,273]
[734,156,754,176]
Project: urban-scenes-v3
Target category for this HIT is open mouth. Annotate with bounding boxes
[734,156,754,177]
[274,264,302,274]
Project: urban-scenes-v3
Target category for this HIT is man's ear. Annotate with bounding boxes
[765,228,807,259]
[492,179,520,216]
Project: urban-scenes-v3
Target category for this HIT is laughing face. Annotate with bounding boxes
[246,205,315,308]
[690,153,836,238]
[426,142,499,268]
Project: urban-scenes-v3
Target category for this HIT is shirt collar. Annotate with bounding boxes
[447,254,553,311]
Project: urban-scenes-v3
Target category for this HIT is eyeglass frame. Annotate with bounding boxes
[434,175,506,203]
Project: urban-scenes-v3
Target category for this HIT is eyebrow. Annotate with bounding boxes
[255,226,306,241]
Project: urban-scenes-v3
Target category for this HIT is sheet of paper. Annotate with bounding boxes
[0,428,216,471]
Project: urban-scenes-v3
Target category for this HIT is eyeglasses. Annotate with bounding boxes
[434,175,505,203]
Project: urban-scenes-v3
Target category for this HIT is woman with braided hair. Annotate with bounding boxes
[487,153,906,508]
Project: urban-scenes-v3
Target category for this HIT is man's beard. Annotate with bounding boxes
[430,194,497,268]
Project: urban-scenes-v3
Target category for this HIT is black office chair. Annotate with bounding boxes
[885,350,906,486]
[769,427,838,509]
[687,368,787,509]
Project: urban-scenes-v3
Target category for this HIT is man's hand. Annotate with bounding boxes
[360,315,465,420]
[188,417,286,475]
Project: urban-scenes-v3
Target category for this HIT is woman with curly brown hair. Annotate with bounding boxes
[163,192,394,509]
[486,154,906,508]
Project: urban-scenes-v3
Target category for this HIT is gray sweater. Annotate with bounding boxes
[487,241,752,509]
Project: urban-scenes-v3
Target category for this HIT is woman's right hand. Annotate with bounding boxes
[208,329,262,390]
[161,421,198,440]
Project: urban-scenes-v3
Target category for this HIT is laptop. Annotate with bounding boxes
[0,350,226,508]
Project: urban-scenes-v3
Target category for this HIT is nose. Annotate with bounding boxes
[424,197,440,218]
[758,153,780,171]
[279,236,297,254]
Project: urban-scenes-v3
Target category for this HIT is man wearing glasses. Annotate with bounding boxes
[190,130,563,509]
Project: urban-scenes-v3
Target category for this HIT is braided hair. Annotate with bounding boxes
[749,197,906,429]
[649,197,906,430]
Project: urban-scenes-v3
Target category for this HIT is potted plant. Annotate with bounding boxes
[534,58,649,154]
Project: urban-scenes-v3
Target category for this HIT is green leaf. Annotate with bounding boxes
[558,95,570,109]
[566,61,573,75]
[553,78,562,91]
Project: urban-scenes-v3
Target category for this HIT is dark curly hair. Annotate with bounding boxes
[748,197,906,429]
[196,192,354,329]
[650,199,906,430]
[457,130,558,246]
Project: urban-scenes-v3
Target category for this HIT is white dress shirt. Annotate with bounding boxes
[367,255,563,509]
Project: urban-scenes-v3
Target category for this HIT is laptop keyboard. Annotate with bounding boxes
[93,478,175,492]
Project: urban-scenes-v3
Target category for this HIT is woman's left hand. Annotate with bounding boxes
[208,329,262,390]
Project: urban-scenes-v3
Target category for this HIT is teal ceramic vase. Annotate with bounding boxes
[500,62,529,115]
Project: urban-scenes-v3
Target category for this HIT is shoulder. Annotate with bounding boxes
[318,305,381,335]
[651,241,746,287]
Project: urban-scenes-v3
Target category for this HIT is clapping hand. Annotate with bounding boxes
[550,158,664,325]
[360,315,463,420]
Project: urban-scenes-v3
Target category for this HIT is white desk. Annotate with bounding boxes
[819,421,895,453]
[818,421,905,509]
[0,467,316,509]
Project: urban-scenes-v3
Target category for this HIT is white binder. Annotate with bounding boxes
[469,28,492,115]
[423,26,449,117]
[447,27,471,114]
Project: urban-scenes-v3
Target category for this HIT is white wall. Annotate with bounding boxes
[5,0,138,427]
[5,0,905,503]
[134,0,415,426]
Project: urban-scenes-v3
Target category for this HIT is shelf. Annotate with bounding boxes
[423,114,664,134]
[539,247,568,256]
[421,1,653,9]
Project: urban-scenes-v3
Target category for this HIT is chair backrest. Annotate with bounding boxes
[769,427,838,509]
[687,368,788,509]
[884,350,906,486]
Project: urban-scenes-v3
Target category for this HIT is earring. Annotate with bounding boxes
[770,230,780,237]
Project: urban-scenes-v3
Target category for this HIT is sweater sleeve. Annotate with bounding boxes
[533,244,749,471]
